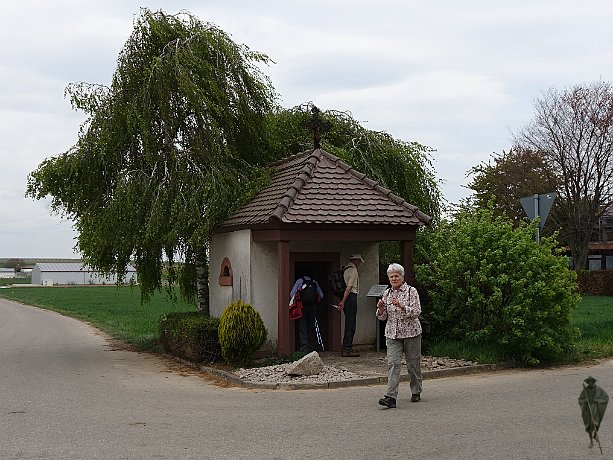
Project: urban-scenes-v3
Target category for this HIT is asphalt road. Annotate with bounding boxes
[0,297,611,459]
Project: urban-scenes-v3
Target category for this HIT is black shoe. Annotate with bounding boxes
[341,350,360,357]
[378,396,396,408]
[411,394,421,402]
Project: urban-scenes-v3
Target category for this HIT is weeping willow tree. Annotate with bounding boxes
[26,9,276,312]
[27,11,443,312]
[267,104,443,270]
[267,104,441,220]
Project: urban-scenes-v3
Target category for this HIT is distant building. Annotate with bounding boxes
[568,204,613,270]
[590,204,613,270]
[31,263,137,286]
[0,268,14,279]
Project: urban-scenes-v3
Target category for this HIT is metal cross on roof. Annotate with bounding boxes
[301,106,332,149]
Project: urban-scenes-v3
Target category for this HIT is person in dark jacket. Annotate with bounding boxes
[290,273,324,353]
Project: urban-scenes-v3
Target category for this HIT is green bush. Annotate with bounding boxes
[219,299,267,367]
[416,206,580,365]
[159,311,222,363]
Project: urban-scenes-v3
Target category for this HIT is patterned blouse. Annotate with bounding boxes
[375,282,422,339]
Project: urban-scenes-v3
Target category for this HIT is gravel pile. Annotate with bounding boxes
[236,355,478,385]
[421,356,478,369]
[237,364,367,384]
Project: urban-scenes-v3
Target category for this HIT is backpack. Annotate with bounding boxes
[328,266,348,298]
[289,296,302,320]
[419,314,431,337]
[299,278,317,304]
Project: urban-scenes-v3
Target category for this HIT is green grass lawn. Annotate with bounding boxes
[572,295,613,359]
[0,278,31,286]
[1,285,612,365]
[0,285,195,351]
[425,295,613,364]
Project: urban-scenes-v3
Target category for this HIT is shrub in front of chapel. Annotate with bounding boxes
[416,206,580,365]
[159,311,222,363]
[219,300,267,367]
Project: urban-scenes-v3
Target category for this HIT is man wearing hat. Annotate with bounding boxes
[338,254,364,357]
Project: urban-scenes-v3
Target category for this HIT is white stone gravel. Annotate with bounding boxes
[237,364,368,384]
[236,356,479,384]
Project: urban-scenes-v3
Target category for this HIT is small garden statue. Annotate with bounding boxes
[578,376,609,454]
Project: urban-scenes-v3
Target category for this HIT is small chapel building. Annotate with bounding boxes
[209,148,431,356]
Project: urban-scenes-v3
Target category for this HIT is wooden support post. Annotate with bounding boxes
[277,240,290,356]
[401,240,414,285]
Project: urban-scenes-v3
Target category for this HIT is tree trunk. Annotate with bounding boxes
[194,246,210,315]
[569,230,590,271]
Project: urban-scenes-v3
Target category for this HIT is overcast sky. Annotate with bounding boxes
[2,1,613,258]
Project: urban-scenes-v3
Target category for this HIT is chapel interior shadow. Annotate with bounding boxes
[293,260,340,353]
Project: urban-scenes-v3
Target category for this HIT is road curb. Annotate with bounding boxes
[197,362,512,390]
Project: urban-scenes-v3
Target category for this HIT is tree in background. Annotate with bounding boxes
[27,11,442,311]
[467,147,556,223]
[267,104,443,272]
[3,258,26,271]
[515,82,613,271]
[267,104,442,221]
[27,9,276,312]
[466,147,560,237]
[416,206,579,365]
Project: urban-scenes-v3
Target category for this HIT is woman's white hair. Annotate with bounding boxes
[387,263,405,276]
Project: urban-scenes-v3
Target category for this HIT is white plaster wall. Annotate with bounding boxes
[33,271,85,285]
[31,266,42,284]
[210,233,382,351]
[250,241,278,344]
[210,231,278,346]
[209,229,252,318]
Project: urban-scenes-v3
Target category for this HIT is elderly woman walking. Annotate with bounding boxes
[376,263,422,408]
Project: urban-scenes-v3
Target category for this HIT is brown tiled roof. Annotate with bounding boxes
[587,241,613,251]
[221,149,432,230]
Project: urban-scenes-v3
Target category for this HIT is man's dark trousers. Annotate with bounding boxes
[342,292,357,351]
[298,302,318,352]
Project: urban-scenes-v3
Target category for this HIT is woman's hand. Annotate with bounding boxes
[391,292,401,308]
[389,292,407,312]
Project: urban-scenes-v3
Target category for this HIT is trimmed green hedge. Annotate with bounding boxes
[577,270,613,296]
[159,312,222,363]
